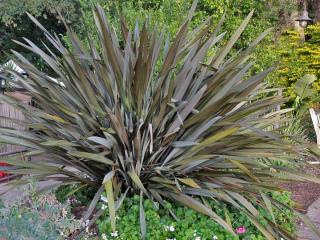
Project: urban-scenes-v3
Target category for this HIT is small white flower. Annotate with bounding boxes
[195,237,201,240]
[212,236,218,240]
[101,204,107,210]
[111,231,118,237]
[82,219,90,227]
[116,215,120,220]
[102,233,108,240]
[61,208,68,218]
[164,225,175,232]
[101,195,108,203]
[153,201,159,208]
[280,238,284,240]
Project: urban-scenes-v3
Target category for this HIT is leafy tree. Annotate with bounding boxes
[0,0,79,67]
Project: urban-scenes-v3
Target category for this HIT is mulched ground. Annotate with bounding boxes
[281,165,320,212]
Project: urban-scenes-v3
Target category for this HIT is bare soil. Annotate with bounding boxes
[281,165,320,212]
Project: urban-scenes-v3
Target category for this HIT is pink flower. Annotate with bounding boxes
[236,226,246,234]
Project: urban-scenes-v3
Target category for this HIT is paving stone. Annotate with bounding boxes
[298,197,320,240]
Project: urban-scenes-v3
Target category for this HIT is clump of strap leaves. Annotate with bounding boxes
[1,1,320,239]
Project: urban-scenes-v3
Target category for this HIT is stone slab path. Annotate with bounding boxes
[298,197,320,240]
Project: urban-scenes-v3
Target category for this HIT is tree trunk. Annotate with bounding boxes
[313,0,320,22]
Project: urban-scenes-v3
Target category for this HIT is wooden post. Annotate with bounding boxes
[274,89,283,129]
[310,108,320,146]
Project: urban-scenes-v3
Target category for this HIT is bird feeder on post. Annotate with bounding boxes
[296,10,313,28]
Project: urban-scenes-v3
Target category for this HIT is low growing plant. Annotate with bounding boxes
[0,181,85,240]
[0,1,319,239]
[96,192,296,240]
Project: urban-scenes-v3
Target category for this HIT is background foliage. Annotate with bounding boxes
[1,0,294,67]
[268,24,320,104]
[0,0,78,68]
[76,0,295,75]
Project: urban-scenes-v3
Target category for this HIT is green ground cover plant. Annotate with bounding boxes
[96,192,295,240]
[56,184,296,239]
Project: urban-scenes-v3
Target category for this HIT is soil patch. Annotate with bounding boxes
[281,165,320,212]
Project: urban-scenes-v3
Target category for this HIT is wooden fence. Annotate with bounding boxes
[0,92,31,154]
[310,108,320,146]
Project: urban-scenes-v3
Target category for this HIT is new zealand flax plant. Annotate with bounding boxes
[1,1,320,239]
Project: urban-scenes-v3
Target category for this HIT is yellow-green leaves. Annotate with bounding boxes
[178,178,200,188]
[103,171,116,232]
[190,126,240,153]
[128,170,148,196]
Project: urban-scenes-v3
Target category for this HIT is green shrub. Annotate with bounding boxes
[1,2,319,239]
[0,182,83,240]
[268,24,320,104]
[97,192,296,239]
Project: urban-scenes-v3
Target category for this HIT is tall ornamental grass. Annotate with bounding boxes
[1,2,320,239]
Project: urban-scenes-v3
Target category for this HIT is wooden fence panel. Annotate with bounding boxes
[310,108,320,146]
[0,92,31,154]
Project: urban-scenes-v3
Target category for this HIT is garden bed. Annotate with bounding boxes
[1,184,296,240]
